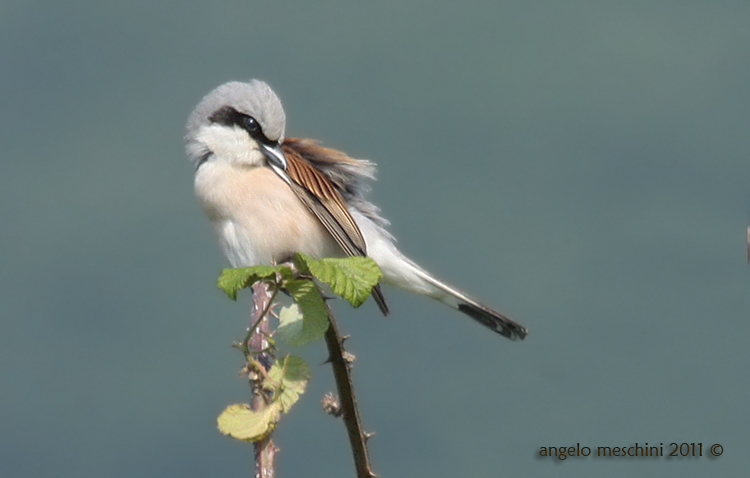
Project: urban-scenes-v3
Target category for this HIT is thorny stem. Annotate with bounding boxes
[249,281,277,478]
[233,270,376,478]
[323,302,377,478]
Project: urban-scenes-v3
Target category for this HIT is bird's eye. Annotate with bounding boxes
[244,116,261,135]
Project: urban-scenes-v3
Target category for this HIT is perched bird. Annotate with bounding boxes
[186,80,527,340]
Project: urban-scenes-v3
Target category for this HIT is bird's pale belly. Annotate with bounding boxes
[195,163,343,267]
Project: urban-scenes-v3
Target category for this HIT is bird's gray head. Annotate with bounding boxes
[185,80,287,169]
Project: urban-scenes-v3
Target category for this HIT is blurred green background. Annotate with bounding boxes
[1,1,748,477]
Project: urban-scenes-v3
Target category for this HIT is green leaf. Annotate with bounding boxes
[268,355,310,413]
[217,265,287,300]
[284,278,329,334]
[275,301,329,346]
[292,252,312,275]
[217,403,281,442]
[294,253,383,307]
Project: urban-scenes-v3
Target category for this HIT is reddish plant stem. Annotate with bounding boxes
[249,281,277,478]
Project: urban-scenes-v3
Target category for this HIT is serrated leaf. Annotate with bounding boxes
[276,302,328,346]
[268,355,310,412]
[284,279,329,334]
[217,265,286,300]
[294,253,382,307]
[217,403,281,442]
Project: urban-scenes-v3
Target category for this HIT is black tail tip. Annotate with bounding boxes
[458,303,528,340]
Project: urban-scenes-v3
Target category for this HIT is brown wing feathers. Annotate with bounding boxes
[281,139,389,315]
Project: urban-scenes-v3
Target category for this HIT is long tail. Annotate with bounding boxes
[351,210,527,340]
[416,269,528,340]
[453,296,528,340]
[379,254,528,340]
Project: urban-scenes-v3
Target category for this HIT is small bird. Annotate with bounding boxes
[186,80,527,340]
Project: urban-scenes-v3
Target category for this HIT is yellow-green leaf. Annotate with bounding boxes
[268,355,310,413]
[217,265,287,300]
[284,279,329,332]
[293,253,382,307]
[276,301,329,346]
[217,403,281,442]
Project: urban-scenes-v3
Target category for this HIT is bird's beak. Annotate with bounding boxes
[260,143,288,170]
